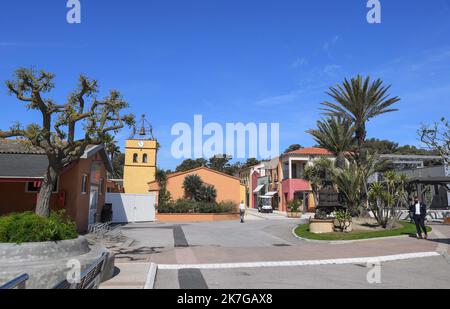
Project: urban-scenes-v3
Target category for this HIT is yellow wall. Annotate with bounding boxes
[123,139,157,194]
[308,192,316,211]
[240,184,246,207]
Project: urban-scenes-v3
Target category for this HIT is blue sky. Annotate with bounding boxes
[1,0,450,170]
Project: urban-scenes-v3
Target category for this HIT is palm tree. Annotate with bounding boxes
[199,185,217,203]
[304,157,335,207]
[183,174,203,201]
[333,163,363,216]
[104,134,122,162]
[307,116,355,168]
[321,75,400,160]
[357,152,389,207]
[368,171,409,228]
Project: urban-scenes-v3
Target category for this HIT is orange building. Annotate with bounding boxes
[148,167,243,208]
[0,141,112,233]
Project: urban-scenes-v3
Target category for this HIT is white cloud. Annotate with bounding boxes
[323,35,339,51]
[255,92,301,107]
[291,57,308,69]
[322,64,342,76]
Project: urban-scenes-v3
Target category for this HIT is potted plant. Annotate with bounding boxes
[444,212,450,225]
[309,208,335,234]
[286,200,302,218]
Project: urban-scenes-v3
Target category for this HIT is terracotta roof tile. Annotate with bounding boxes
[286,147,333,156]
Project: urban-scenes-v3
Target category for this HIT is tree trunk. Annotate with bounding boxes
[355,124,366,163]
[36,165,59,217]
[336,153,346,169]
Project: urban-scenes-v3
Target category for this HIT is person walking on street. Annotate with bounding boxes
[239,201,246,223]
[409,196,428,239]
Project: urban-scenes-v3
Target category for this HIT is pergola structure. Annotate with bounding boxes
[408,177,450,209]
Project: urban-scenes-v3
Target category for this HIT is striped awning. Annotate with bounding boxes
[253,185,264,193]
[265,191,278,196]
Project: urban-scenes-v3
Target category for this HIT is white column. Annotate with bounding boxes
[445,165,450,207]
[289,158,292,179]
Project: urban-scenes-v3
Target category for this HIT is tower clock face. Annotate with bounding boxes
[138,141,144,148]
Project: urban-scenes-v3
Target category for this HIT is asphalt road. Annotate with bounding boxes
[155,256,450,289]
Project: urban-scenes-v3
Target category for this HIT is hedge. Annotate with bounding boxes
[0,211,78,244]
[158,199,236,214]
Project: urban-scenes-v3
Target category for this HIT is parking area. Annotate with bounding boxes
[118,215,301,250]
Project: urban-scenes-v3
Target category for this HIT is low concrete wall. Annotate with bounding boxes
[0,237,114,289]
[156,213,240,222]
[309,219,334,234]
[0,237,89,264]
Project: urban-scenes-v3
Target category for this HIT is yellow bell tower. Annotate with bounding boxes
[123,115,157,194]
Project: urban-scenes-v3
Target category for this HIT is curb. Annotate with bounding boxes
[291,226,434,245]
[144,263,158,289]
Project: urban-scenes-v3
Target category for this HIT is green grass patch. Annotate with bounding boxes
[294,221,432,241]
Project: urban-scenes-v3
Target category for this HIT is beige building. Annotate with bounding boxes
[148,167,244,207]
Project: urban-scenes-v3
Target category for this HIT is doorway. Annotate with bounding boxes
[89,186,99,226]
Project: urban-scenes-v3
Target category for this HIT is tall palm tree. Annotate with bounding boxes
[321,75,400,159]
[307,116,355,168]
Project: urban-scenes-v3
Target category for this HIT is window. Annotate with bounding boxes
[99,178,104,195]
[434,185,440,195]
[143,154,148,163]
[133,153,138,163]
[292,163,298,179]
[25,179,59,193]
[81,174,88,194]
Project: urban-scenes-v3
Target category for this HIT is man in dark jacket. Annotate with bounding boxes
[409,196,428,239]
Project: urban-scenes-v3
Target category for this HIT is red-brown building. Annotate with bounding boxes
[0,140,113,233]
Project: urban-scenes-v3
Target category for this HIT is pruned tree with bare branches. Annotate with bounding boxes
[419,118,450,165]
[0,68,135,217]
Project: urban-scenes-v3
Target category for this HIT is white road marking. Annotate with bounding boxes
[157,251,441,270]
[144,263,158,289]
[432,230,450,264]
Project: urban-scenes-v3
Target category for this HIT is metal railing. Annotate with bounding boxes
[0,274,29,290]
[53,252,107,289]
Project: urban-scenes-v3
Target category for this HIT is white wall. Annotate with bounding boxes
[106,193,156,223]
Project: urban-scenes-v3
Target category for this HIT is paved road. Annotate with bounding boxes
[100,213,450,289]
[155,256,450,289]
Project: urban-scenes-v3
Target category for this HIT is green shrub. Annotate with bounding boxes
[335,209,352,232]
[0,211,78,244]
[158,199,236,214]
[287,200,302,212]
[214,201,237,214]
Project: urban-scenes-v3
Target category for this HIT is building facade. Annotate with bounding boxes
[148,167,244,209]
[239,147,336,213]
[239,162,267,209]
[123,139,157,194]
[0,141,113,232]
[278,147,334,212]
